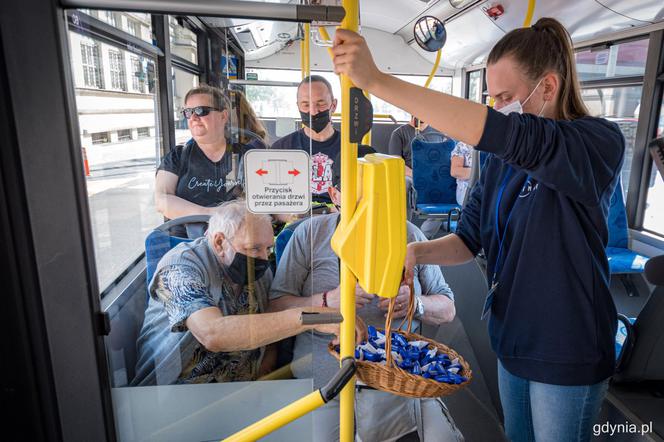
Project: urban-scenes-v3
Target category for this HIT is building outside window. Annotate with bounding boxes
[102,10,118,27]
[80,39,103,89]
[137,127,150,138]
[127,18,141,38]
[131,55,145,92]
[117,129,132,141]
[109,49,127,91]
[91,132,110,144]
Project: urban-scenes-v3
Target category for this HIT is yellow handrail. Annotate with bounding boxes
[339,0,359,441]
[318,26,334,59]
[423,49,442,89]
[332,112,398,124]
[301,23,311,79]
[523,0,536,27]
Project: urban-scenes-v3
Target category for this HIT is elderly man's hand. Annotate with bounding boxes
[325,283,374,310]
[378,285,411,318]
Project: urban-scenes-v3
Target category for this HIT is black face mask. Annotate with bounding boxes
[300,109,331,133]
[226,251,270,285]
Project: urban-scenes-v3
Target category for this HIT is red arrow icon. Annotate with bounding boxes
[256,168,268,176]
[288,169,300,176]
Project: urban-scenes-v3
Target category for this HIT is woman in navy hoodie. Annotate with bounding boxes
[332,18,623,442]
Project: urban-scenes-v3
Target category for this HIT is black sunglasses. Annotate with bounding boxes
[182,106,223,119]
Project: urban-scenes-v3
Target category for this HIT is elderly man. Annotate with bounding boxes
[133,199,346,386]
[269,169,463,441]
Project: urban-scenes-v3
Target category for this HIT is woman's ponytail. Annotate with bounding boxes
[488,17,589,120]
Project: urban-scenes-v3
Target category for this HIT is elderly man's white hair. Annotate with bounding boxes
[206,199,271,241]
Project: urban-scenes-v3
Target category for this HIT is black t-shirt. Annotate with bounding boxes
[271,129,341,204]
[158,139,247,208]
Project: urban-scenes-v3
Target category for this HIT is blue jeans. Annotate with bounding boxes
[498,360,608,442]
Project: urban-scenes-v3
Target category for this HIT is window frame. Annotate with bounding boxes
[465,67,485,104]
[577,33,664,238]
[108,48,127,91]
[630,30,664,236]
[80,38,104,89]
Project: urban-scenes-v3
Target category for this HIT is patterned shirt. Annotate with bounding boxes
[451,141,473,205]
[154,265,263,384]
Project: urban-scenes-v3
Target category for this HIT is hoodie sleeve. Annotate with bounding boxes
[477,108,624,206]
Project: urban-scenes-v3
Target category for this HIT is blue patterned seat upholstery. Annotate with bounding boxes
[411,138,461,218]
[606,180,648,274]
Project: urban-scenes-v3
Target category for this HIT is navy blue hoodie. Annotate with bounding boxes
[456,108,625,385]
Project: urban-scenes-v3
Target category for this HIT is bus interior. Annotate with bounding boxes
[1,0,664,440]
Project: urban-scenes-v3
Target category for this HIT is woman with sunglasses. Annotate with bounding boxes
[332,18,624,442]
[155,84,247,222]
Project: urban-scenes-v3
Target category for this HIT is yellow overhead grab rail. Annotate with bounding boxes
[301,23,311,79]
[523,0,536,27]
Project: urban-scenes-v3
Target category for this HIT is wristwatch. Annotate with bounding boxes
[415,296,425,318]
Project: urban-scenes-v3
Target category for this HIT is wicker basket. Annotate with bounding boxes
[328,284,472,398]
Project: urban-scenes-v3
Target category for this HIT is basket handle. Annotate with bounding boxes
[384,282,416,369]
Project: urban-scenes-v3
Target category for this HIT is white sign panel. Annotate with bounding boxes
[244,149,311,214]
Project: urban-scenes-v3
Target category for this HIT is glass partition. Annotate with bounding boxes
[67,14,163,292]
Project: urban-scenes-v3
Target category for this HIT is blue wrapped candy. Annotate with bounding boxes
[391,332,408,348]
[351,332,466,385]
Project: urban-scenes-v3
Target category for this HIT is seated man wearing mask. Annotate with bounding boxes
[271,75,341,207]
[268,158,463,441]
[133,199,352,385]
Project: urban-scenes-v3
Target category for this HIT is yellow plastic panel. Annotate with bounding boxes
[331,154,406,299]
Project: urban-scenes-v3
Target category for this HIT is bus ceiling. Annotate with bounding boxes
[228,0,663,73]
[59,0,664,70]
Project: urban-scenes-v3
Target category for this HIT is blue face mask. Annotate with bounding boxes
[496,78,545,116]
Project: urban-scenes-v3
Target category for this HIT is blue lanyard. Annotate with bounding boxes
[491,167,530,288]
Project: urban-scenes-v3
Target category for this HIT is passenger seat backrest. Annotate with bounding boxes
[275,218,307,267]
[145,215,211,287]
[411,138,458,205]
[607,179,629,249]
[614,286,664,382]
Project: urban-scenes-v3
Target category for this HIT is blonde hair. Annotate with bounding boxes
[184,84,230,111]
[233,90,268,144]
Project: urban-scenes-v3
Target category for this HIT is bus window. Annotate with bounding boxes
[467,69,483,103]
[243,68,300,118]
[643,93,664,236]
[67,12,164,291]
[372,75,454,122]
[170,16,198,64]
[173,68,200,144]
[77,9,154,44]
[581,86,642,199]
[575,39,649,82]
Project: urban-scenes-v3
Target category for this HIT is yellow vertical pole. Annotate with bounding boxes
[301,23,311,79]
[523,0,536,27]
[339,0,359,441]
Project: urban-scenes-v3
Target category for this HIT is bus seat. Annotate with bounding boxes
[145,215,211,288]
[613,255,664,383]
[275,218,307,268]
[411,138,461,232]
[606,180,649,296]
